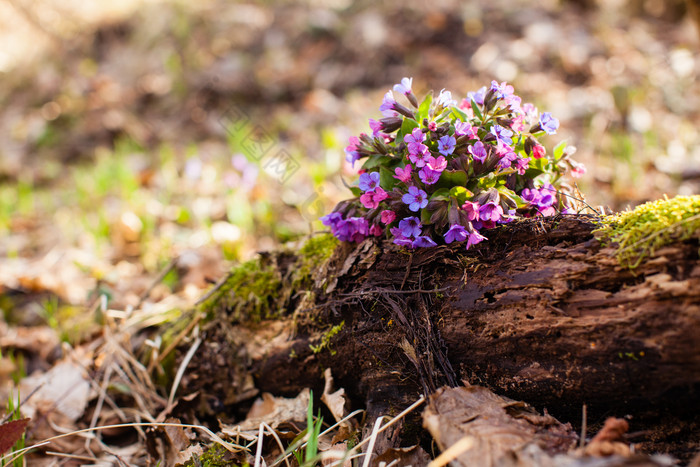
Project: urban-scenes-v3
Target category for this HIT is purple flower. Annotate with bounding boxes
[412,236,437,248]
[369,119,383,136]
[497,150,517,170]
[454,120,476,138]
[393,77,413,95]
[490,125,514,146]
[379,91,399,117]
[539,112,559,135]
[490,80,514,100]
[467,87,487,105]
[466,230,487,249]
[437,135,456,156]
[408,143,430,167]
[320,212,342,227]
[479,201,504,222]
[391,230,414,247]
[394,165,412,183]
[521,188,541,205]
[404,128,425,146]
[419,167,441,185]
[359,171,380,192]
[398,217,422,238]
[537,185,555,209]
[333,216,369,243]
[514,157,530,175]
[504,94,522,112]
[444,224,468,244]
[426,155,447,172]
[468,141,488,163]
[402,186,429,212]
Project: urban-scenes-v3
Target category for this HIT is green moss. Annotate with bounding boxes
[309,321,344,355]
[199,234,338,323]
[292,233,339,289]
[596,195,700,268]
[184,443,240,467]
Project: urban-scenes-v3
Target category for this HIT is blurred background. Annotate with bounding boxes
[0,0,699,317]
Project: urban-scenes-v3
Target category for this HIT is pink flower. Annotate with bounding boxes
[380,210,396,224]
[515,157,530,175]
[394,165,412,183]
[419,167,441,185]
[369,224,384,236]
[466,230,487,249]
[404,128,425,146]
[571,162,586,179]
[510,115,527,132]
[360,187,388,209]
[532,144,546,159]
[461,201,480,221]
[426,155,447,172]
[408,143,430,167]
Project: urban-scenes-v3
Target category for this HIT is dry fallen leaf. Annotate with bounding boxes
[19,360,91,422]
[220,388,310,440]
[423,385,577,467]
[0,418,30,455]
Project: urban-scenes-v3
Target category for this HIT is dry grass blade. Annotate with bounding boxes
[361,417,384,467]
[330,396,426,467]
[261,423,291,467]
[168,333,202,408]
[8,421,245,460]
[426,436,475,467]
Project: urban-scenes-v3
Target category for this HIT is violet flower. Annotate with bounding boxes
[402,186,429,212]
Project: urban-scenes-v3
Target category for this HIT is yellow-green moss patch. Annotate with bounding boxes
[596,195,700,268]
[199,234,339,323]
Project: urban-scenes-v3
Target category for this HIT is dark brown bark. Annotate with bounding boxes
[180,215,700,460]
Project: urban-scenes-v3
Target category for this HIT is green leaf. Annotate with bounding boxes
[435,169,468,189]
[430,188,451,201]
[420,208,433,224]
[553,140,567,160]
[416,92,433,122]
[398,118,419,141]
[450,107,470,122]
[349,186,362,197]
[449,186,473,204]
[361,154,392,170]
[470,99,483,121]
[379,165,398,191]
[529,156,548,172]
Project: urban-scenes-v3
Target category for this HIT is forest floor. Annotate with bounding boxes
[0,0,699,465]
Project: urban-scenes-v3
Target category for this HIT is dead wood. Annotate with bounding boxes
[177,215,700,461]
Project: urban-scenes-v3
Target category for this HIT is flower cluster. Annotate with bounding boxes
[322,78,585,249]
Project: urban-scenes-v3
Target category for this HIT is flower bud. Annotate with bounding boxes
[379,116,403,133]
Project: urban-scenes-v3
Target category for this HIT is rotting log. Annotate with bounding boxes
[176,215,700,460]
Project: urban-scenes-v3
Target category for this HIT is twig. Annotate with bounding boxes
[137,257,178,306]
[156,311,205,366]
[195,271,233,306]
